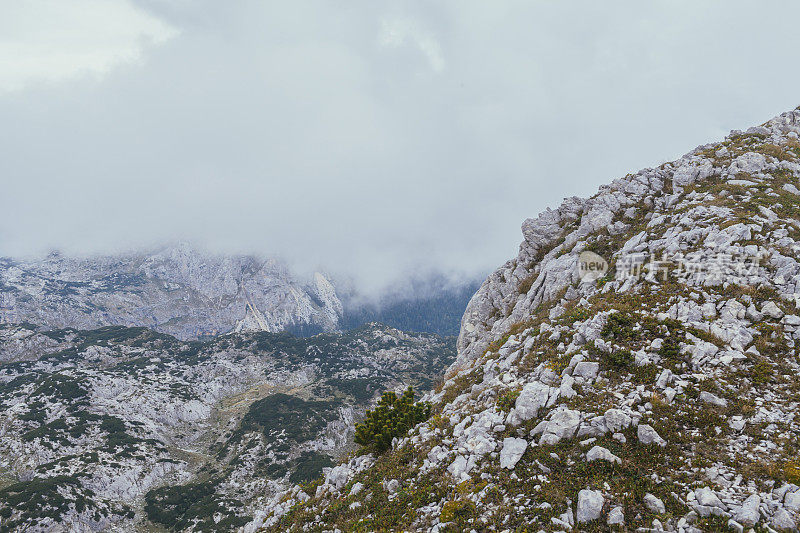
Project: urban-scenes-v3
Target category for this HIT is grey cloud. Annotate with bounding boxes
[1,0,799,293]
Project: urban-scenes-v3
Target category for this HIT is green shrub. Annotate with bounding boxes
[0,475,92,530]
[658,335,683,362]
[601,349,634,370]
[238,394,335,443]
[601,312,636,341]
[288,452,335,484]
[354,387,431,454]
[632,363,659,384]
[497,390,521,412]
[144,479,248,531]
[440,499,477,527]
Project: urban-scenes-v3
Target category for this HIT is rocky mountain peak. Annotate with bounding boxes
[458,107,800,366]
[266,106,800,532]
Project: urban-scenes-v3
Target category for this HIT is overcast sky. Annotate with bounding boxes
[2,1,800,292]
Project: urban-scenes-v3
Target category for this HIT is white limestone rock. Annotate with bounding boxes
[577,489,605,523]
[383,479,400,495]
[499,437,528,469]
[771,507,797,532]
[607,506,625,526]
[537,407,581,446]
[604,408,632,433]
[783,183,800,195]
[644,493,666,514]
[734,494,761,527]
[586,445,621,464]
[695,487,726,510]
[508,381,553,426]
[573,361,600,380]
[673,159,713,188]
[699,391,728,408]
[637,424,667,447]
[762,301,785,319]
[785,490,800,512]
[447,454,478,481]
[729,152,768,175]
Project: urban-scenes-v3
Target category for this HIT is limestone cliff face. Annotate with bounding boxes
[268,107,800,532]
[0,243,342,340]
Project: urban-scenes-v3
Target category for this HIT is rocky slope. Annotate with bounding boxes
[265,107,800,532]
[0,244,343,340]
[0,322,454,532]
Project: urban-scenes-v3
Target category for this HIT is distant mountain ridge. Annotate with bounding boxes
[0,245,480,340]
[0,244,343,340]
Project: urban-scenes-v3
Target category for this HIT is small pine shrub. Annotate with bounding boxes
[440,499,477,526]
[601,349,634,370]
[497,390,521,412]
[354,387,431,454]
[658,336,682,362]
[785,460,800,485]
[601,313,636,341]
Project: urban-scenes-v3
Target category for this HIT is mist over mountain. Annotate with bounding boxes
[339,275,483,337]
[4,2,800,293]
[0,244,479,339]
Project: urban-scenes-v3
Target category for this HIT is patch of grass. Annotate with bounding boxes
[559,305,593,325]
[750,359,774,385]
[439,368,484,406]
[518,275,536,295]
[785,460,800,485]
[696,514,736,531]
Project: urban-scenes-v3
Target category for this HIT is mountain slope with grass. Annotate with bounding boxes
[264,107,800,532]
